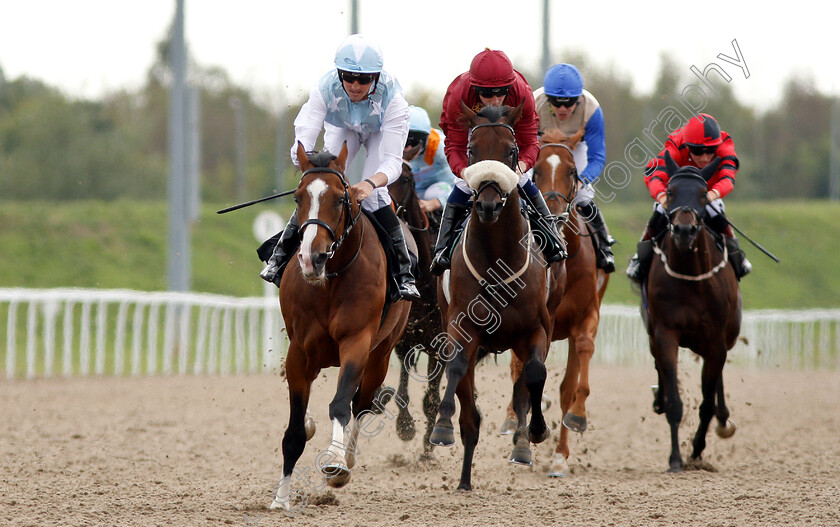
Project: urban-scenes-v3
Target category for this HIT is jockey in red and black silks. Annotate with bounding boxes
[627,113,752,282]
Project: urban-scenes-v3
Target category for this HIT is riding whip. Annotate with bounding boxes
[708,202,780,263]
[216,189,296,214]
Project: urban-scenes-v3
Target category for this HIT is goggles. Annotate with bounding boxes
[688,145,718,156]
[405,132,428,148]
[339,71,376,85]
[547,95,579,108]
[475,85,510,98]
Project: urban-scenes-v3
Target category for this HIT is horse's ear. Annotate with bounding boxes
[565,125,585,150]
[507,100,525,126]
[663,150,679,177]
[335,141,349,172]
[460,100,477,126]
[296,141,311,172]
[699,156,723,182]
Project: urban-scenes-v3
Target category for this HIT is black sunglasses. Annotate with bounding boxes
[547,95,579,108]
[475,85,510,98]
[339,71,376,85]
[689,145,717,156]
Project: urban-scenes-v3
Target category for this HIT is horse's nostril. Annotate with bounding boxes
[313,253,328,267]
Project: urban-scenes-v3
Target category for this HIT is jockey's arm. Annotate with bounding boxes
[290,86,328,168]
[350,94,409,202]
[580,108,606,185]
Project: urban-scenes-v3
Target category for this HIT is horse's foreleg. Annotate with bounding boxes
[652,330,683,472]
[430,338,474,447]
[393,343,416,441]
[550,339,577,477]
[714,373,736,438]
[272,346,314,510]
[500,355,524,435]
[564,318,598,433]
[454,363,481,491]
[691,352,727,460]
[321,332,373,488]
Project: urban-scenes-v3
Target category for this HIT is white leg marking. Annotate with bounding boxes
[270,475,292,510]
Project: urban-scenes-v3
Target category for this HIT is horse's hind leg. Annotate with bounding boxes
[500,356,524,436]
[272,345,314,510]
[550,340,577,476]
[394,342,417,441]
[421,351,443,458]
[564,319,598,433]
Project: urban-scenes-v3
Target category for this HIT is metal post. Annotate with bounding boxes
[350,0,359,34]
[167,0,190,292]
[186,86,201,222]
[830,96,839,202]
[230,96,246,200]
[541,0,550,75]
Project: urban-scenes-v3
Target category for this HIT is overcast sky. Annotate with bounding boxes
[1,1,838,111]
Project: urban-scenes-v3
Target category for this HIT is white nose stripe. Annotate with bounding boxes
[546,154,561,187]
[299,179,328,266]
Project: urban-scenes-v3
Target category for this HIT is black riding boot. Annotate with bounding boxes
[707,214,752,280]
[578,201,616,273]
[258,212,300,286]
[373,207,421,301]
[528,191,567,264]
[430,202,470,276]
[626,208,667,283]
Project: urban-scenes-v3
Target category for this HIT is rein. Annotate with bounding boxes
[297,167,363,264]
[460,216,533,285]
[652,236,728,281]
[393,169,430,233]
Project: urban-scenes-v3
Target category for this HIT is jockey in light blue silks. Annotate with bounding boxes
[257,34,420,300]
[403,106,456,213]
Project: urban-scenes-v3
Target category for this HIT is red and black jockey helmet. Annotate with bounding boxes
[469,49,515,96]
[682,113,723,148]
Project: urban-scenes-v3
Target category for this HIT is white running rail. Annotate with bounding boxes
[1,289,838,379]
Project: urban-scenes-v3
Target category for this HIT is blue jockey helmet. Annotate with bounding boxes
[544,63,584,98]
[334,34,384,74]
[408,106,432,134]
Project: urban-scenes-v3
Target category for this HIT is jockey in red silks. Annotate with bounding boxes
[430,48,566,274]
[626,113,752,282]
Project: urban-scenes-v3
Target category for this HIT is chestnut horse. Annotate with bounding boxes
[644,153,740,472]
[270,143,412,509]
[387,162,444,454]
[501,129,610,476]
[429,104,563,490]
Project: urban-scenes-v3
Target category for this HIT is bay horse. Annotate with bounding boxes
[270,142,412,509]
[429,103,563,490]
[643,152,740,472]
[387,161,444,454]
[500,128,610,477]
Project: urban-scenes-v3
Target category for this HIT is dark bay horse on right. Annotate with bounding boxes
[643,153,740,472]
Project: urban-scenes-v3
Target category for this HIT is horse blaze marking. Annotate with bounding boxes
[300,179,328,260]
[546,154,561,187]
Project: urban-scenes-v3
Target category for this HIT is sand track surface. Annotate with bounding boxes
[3,361,839,526]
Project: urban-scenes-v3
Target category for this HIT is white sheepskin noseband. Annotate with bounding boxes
[461,160,519,194]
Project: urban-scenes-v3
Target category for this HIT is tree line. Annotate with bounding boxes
[1,45,836,203]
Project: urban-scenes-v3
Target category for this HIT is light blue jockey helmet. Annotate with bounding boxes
[544,63,584,98]
[408,106,432,134]
[334,34,384,74]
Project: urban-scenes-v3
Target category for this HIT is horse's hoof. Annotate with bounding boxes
[396,413,416,441]
[562,412,587,433]
[429,423,455,446]
[528,424,551,444]
[304,415,316,441]
[541,395,552,412]
[499,418,517,436]
[322,464,351,488]
[715,419,737,439]
[509,445,533,466]
[345,449,357,470]
[547,453,569,477]
[269,497,291,510]
[667,465,683,474]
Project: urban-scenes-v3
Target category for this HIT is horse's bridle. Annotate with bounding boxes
[392,163,430,232]
[467,122,519,171]
[297,167,363,260]
[536,142,579,217]
[667,206,705,250]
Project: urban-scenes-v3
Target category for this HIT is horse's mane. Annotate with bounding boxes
[539,128,566,145]
[306,150,338,168]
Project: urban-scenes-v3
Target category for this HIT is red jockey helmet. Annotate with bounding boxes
[682,113,723,147]
[469,49,515,87]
